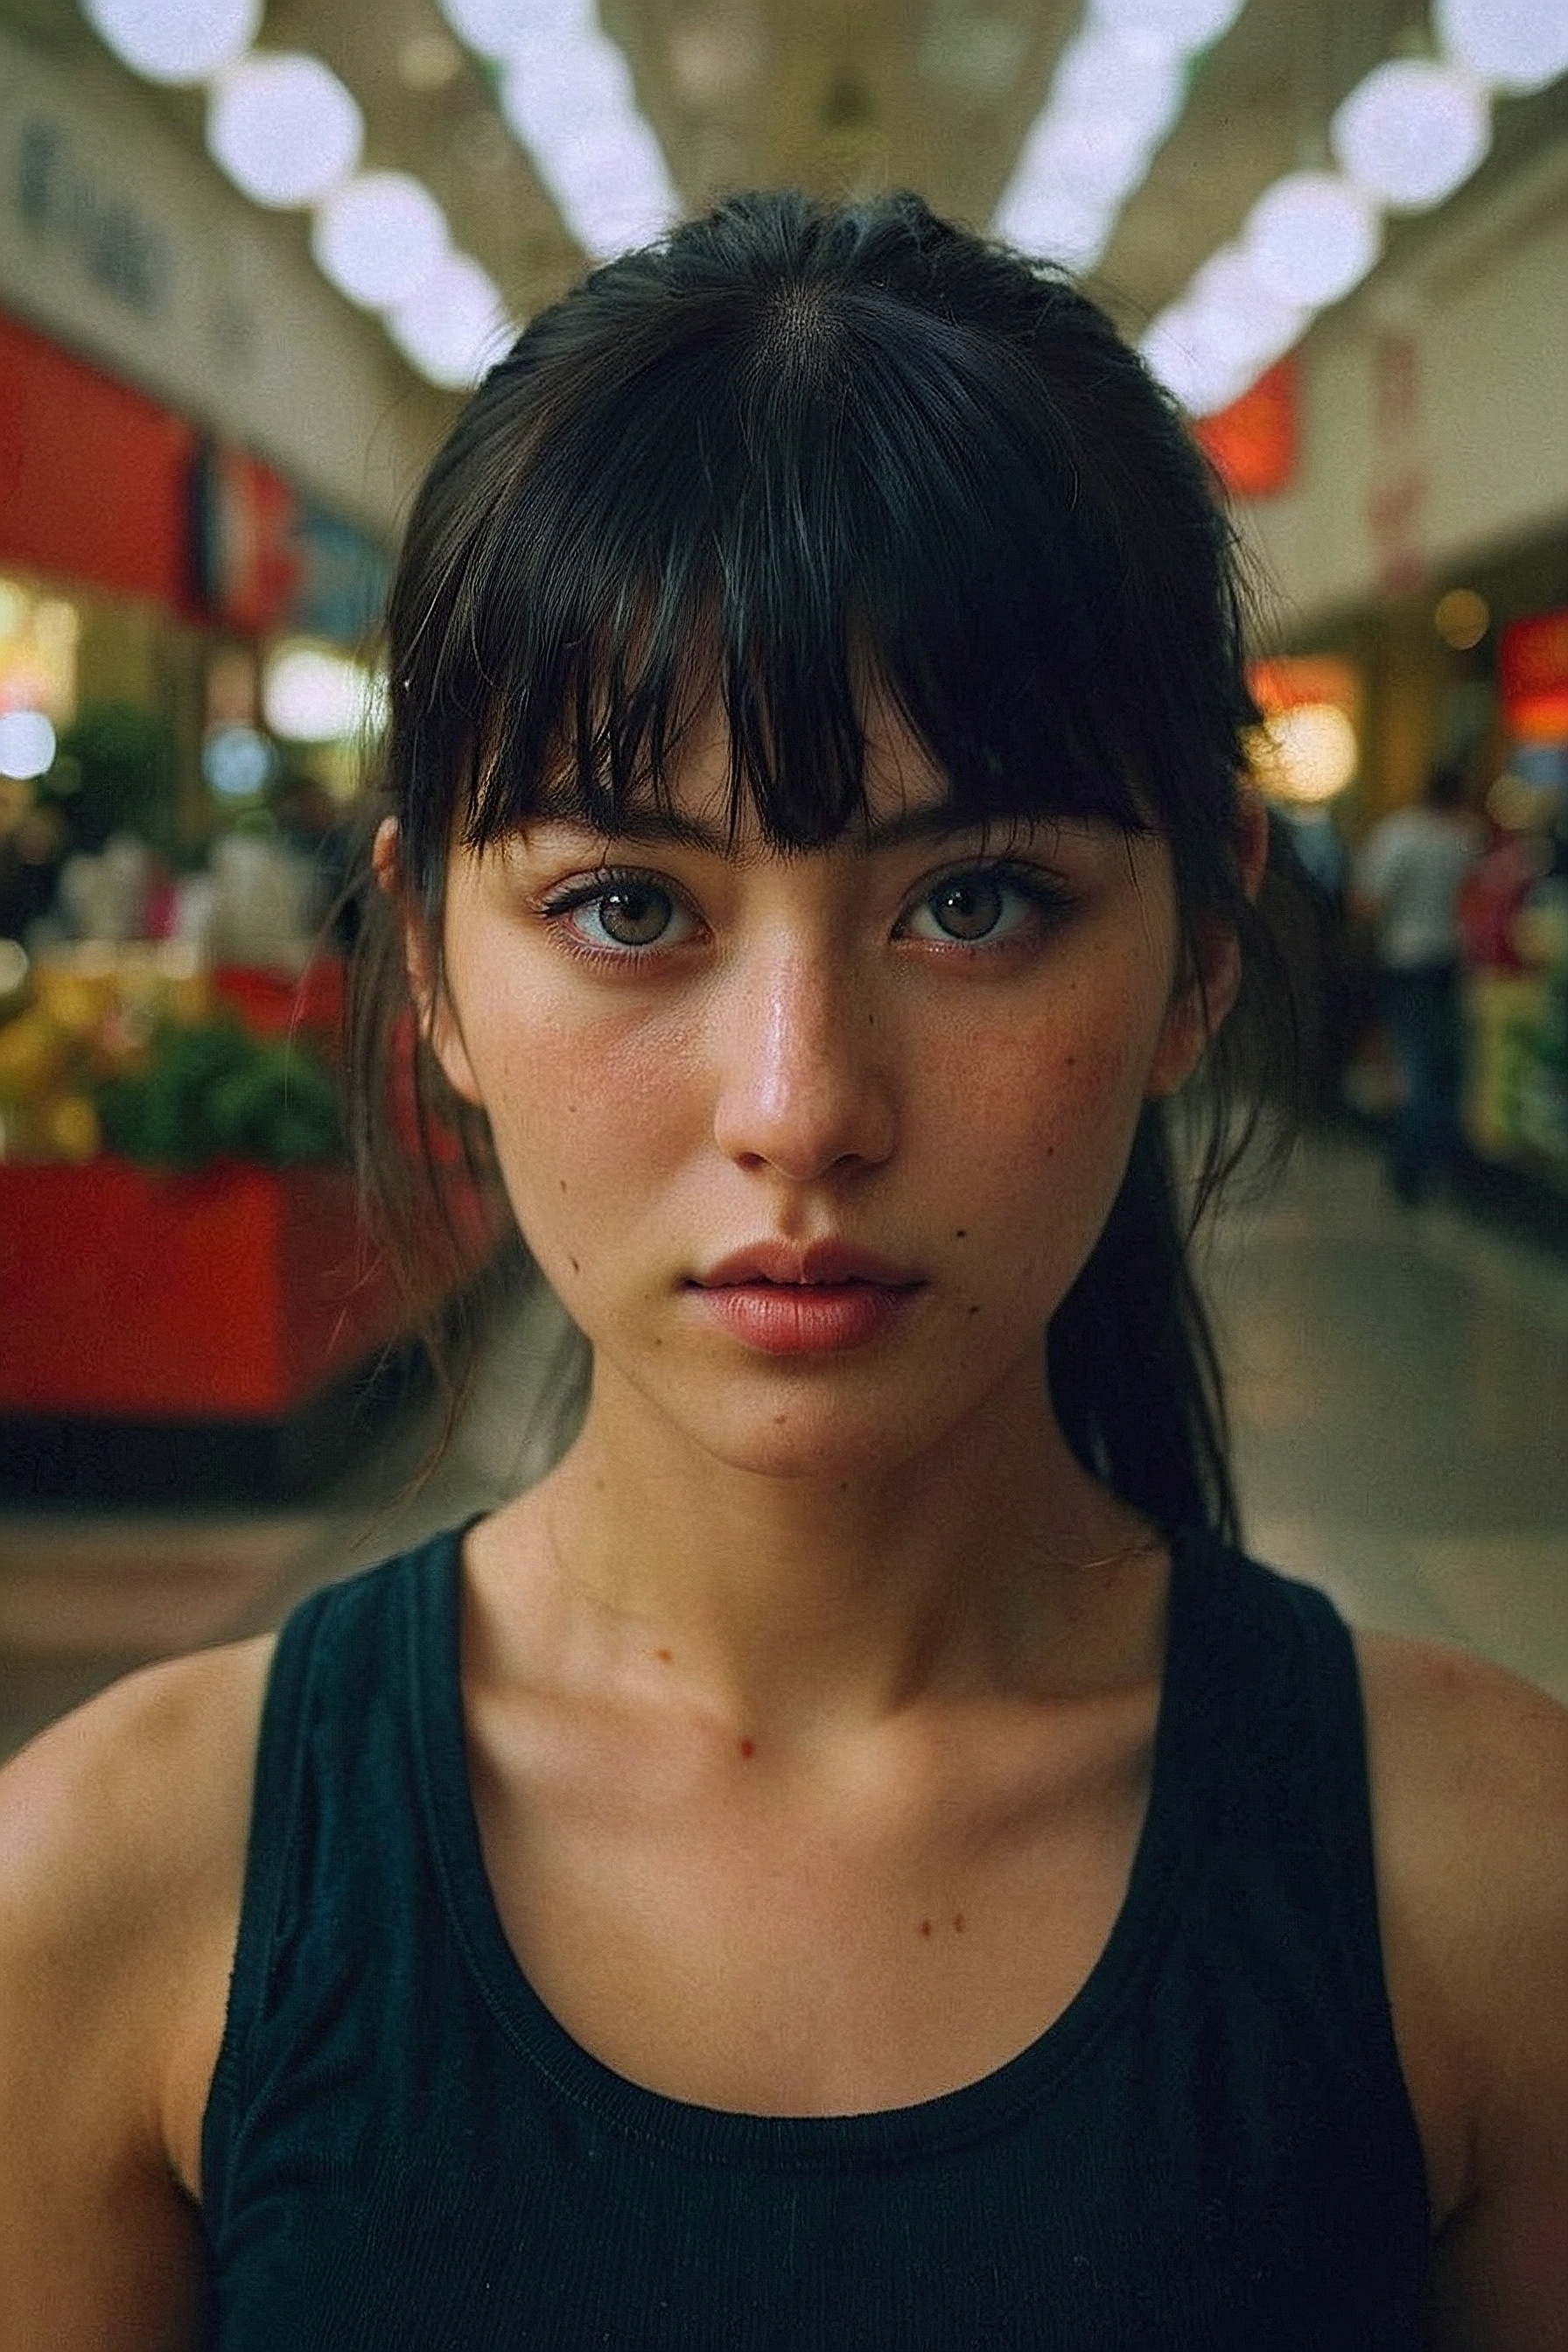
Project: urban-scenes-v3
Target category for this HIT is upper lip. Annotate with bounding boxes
[694,1241,924,1289]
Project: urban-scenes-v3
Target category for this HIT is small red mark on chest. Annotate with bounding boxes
[919,1918,933,1937]
[654,1647,673,1664]
[738,1737,756,1759]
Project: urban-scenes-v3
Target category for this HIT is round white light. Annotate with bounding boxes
[500,37,636,144]
[1025,115,1155,210]
[0,709,57,780]
[995,182,1113,272]
[438,0,594,56]
[312,172,450,311]
[83,0,260,86]
[1252,704,1359,805]
[1243,171,1383,308]
[1187,245,1310,373]
[1090,0,1245,52]
[262,648,378,743]
[1140,311,1254,416]
[1330,59,1491,212]
[387,254,511,389]
[1436,0,1568,94]
[1053,29,1185,145]
[207,52,364,210]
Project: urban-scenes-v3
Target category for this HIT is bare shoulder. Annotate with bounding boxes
[1354,1629,1568,2350]
[0,1637,273,2350]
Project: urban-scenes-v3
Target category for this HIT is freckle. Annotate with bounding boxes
[919,1919,933,1937]
[774,1412,788,1425]
[738,1737,756,1759]
[569,1256,580,1273]
[1064,1055,1076,1068]
[968,1304,982,1316]
[954,1228,968,1239]
[953,1913,966,1934]
[654,1647,673,1663]
[559,1179,567,1193]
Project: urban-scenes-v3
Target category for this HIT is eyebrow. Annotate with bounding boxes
[527,801,1008,857]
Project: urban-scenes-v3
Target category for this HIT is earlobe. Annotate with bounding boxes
[374,817,486,1110]
[1145,784,1260,1102]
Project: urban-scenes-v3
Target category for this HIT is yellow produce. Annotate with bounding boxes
[0,1008,67,1101]
[40,1093,101,1162]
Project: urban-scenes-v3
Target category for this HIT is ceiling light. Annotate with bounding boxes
[1243,171,1383,307]
[1187,245,1310,373]
[993,180,1113,271]
[312,173,451,311]
[438,0,594,58]
[83,0,260,86]
[1435,0,1568,94]
[501,39,679,256]
[1330,58,1491,212]
[387,253,511,389]
[207,52,364,209]
[1053,27,1185,146]
[1139,310,1254,416]
[1090,0,1245,51]
[1023,114,1157,210]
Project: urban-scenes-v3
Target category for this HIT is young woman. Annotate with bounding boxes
[1,191,1564,2350]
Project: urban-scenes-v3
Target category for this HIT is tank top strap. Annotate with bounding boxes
[200,1525,466,2237]
[1188,1534,1425,2188]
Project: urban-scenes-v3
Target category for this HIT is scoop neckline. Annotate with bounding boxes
[410,1517,1223,2173]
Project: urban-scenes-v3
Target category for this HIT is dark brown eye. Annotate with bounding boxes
[927,875,1004,942]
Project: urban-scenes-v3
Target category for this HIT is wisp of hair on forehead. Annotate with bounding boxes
[388,190,1254,906]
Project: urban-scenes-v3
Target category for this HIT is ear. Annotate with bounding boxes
[1144,785,1269,1102]
[373,816,485,1109]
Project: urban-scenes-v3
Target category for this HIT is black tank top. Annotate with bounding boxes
[201,1523,1430,2348]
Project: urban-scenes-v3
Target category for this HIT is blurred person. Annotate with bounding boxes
[1,192,1565,2351]
[1353,761,1481,1204]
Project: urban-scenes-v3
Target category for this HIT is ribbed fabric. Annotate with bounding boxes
[201,1525,1430,2348]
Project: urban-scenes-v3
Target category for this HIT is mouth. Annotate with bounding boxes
[692,1240,924,1291]
[686,1242,925,1356]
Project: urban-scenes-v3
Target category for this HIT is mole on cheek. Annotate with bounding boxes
[738,1738,756,1760]
[654,1648,673,1664]
[954,1228,968,1239]
[569,1256,580,1274]
[919,1919,933,1938]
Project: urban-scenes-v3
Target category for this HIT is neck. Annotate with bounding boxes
[488,1352,1166,1741]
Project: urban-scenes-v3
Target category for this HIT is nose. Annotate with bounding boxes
[710,944,897,1184]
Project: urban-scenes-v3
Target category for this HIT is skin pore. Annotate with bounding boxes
[376,707,1258,2116]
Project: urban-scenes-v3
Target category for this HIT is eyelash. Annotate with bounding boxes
[536,861,1075,969]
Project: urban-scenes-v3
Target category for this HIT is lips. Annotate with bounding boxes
[693,1240,923,1291]
[687,1241,923,1355]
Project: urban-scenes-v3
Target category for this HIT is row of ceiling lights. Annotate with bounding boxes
[80,0,514,388]
[1141,0,1568,417]
[79,0,1568,427]
[995,0,1246,270]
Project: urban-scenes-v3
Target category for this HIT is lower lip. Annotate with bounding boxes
[692,1281,920,1355]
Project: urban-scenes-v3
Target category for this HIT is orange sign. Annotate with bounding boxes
[1194,358,1298,500]
[1500,608,1568,741]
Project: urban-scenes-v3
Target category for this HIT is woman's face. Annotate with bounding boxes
[421,710,1232,1483]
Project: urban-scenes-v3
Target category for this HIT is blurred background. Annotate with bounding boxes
[0,0,1564,1756]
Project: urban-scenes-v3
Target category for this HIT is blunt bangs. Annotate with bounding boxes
[387,192,1254,904]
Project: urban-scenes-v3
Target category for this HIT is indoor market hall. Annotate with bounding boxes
[2,0,1567,2343]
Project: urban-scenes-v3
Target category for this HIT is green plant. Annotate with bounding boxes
[96,1018,340,1170]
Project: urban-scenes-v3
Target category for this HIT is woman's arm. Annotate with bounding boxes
[1358,1632,1568,2350]
[0,1638,270,2351]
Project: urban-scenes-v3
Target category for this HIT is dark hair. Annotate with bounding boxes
[349,187,1298,1542]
